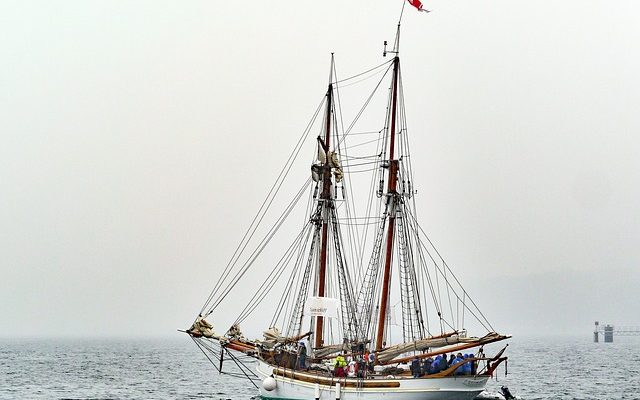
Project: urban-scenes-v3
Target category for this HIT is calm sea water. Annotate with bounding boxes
[1,335,638,399]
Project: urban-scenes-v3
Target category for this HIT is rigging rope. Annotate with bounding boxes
[206,177,312,315]
[333,59,393,85]
[404,205,495,332]
[234,223,313,325]
[198,96,325,317]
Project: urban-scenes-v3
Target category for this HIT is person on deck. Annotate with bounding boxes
[296,341,307,370]
[453,354,464,375]
[411,356,421,378]
[462,354,472,375]
[334,353,347,377]
[448,354,456,366]
[367,352,375,372]
[470,353,477,375]
[422,357,433,375]
[430,356,441,374]
[438,355,449,372]
[356,355,366,378]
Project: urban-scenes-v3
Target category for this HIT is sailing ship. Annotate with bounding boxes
[185,9,510,400]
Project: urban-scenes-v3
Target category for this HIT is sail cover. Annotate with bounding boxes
[304,297,339,318]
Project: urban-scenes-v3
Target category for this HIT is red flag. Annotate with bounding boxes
[407,0,429,12]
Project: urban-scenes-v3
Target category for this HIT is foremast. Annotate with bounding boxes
[310,54,359,350]
[315,56,334,349]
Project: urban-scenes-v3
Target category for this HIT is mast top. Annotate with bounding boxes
[328,52,335,86]
[383,24,402,58]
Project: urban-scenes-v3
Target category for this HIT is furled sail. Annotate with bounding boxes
[328,151,343,182]
[262,327,287,343]
[226,323,248,341]
[376,332,507,363]
[261,327,312,348]
[312,147,343,183]
[187,315,220,339]
[317,140,327,164]
[313,343,351,358]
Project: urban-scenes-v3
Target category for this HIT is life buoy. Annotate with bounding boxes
[347,362,358,377]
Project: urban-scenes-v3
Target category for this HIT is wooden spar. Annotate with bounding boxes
[376,56,400,351]
[423,331,459,340]
[378,334,510,365]
[315,63,334,349]
[273,368,401,388]
[225,340,257,353]
[219,345,225,372]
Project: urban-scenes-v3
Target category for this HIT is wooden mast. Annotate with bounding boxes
[315,56,334,349]
[376,55,400,351]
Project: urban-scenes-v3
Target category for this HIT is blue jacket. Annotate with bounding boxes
[462,354,472,374]
[430,356,441,373]
[453,357,464,374]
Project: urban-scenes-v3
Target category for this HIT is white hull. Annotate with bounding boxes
[256,361,488,400]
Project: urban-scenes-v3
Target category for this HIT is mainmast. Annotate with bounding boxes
[315,55,334,349]
[376,28,401,351]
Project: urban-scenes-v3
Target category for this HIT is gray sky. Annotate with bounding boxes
[1,1,639,339]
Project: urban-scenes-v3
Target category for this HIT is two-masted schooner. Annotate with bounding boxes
[185,7,510,400]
